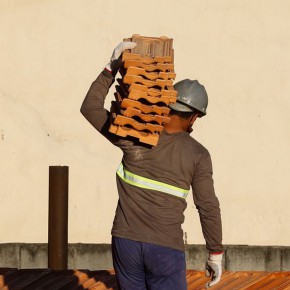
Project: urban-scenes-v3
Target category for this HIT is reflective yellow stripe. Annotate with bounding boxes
[117,163,189,199]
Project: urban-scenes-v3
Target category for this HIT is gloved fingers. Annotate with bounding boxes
[119,41,137,50]
[205,273,222,288]
[205,269,211,278]
[111,41,137,60]
[205,260,222,288]
[106,41,137,73]
[205,264,211,278]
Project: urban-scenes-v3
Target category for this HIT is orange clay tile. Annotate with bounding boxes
[109,124,159,146]
[126,67,176,81]
[122,53,173,64]
[113,115,163,134]
[121,98,170,116]
[73,270,91,284]
[130,34,174,58]
[124,60,174,72]
[128,90,176,106]
[123,74,173,89]
[129,83,177,98]
[122,107,171,125]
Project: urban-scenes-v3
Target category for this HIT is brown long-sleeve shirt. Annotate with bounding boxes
[81,69,223,252]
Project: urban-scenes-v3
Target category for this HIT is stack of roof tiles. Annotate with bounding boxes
[109,34,177,146]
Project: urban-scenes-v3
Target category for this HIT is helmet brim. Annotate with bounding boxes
[169,101,194,112]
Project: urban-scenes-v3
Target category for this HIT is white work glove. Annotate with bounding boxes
[105,41,137,75]
[205,253,223,288]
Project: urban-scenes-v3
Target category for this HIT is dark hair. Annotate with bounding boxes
[169,108,201,119]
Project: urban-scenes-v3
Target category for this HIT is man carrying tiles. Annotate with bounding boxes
[81,40,223,290]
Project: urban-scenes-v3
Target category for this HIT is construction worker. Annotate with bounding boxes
[81,42,223,290]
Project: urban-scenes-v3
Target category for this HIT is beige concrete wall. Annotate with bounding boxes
[0,0,289,246]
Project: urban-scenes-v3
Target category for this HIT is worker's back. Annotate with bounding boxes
[111,129,210,251]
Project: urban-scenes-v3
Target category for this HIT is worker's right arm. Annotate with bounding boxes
[191,150,223,253]
[191,150,223,288]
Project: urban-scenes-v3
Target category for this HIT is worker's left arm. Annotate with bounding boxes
[80,69,114,133]
[191,150,223,288]
[80,42,137,139]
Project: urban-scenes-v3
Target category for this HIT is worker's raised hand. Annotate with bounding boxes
[105,42,137,75]
[205,253,223,288]
[109,42,137,62]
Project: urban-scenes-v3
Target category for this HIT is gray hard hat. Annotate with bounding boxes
[169,79,208,117]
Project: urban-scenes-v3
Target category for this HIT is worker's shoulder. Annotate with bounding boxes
[176,131,209,154]
[159,131,211,160]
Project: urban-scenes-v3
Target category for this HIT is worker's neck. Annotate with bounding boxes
[163,115,188,134]
[163,124,185,134]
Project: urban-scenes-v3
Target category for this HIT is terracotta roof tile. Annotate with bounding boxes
[1,269,290,289]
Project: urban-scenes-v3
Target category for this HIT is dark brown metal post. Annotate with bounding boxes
[48,166,68,270]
